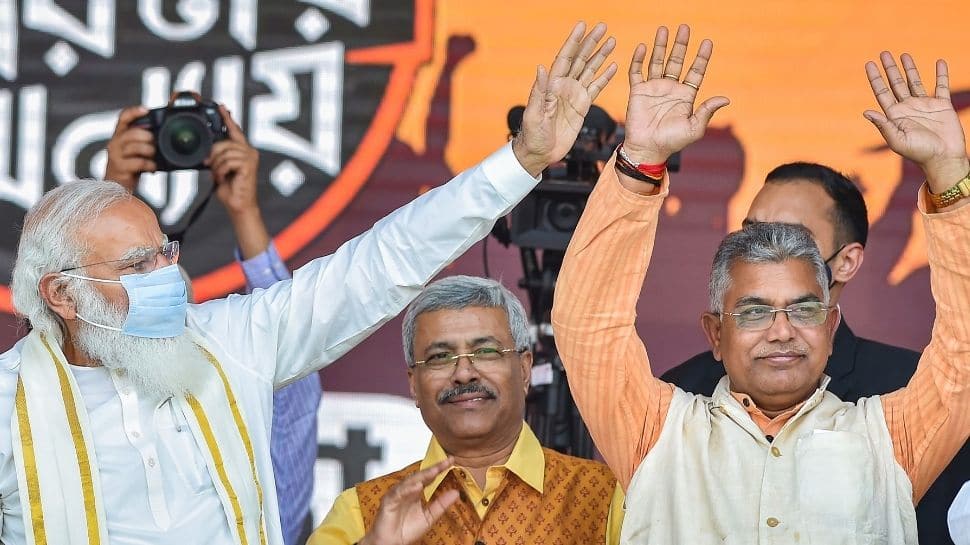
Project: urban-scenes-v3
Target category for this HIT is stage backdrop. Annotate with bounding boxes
[2,0,969,524]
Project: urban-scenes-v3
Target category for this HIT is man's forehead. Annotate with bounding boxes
[726,260,824,303]
[747,181,834,224]
[415,307,512,344]
[79,200,164,257]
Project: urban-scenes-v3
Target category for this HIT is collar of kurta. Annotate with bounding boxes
[715,374,833,437]
[419,421,545,501]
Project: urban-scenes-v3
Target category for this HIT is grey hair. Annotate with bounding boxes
[709,222,829,313]
[11,180,134,344]
[402,275,531,367]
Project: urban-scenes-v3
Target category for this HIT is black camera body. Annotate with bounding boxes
[133,91,228,171]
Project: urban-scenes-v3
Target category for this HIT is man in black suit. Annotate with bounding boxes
[661,162,967,544]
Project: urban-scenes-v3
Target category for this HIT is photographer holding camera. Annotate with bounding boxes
[104,100,321,545]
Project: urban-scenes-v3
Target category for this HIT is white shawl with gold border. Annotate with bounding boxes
[12,331,267,545]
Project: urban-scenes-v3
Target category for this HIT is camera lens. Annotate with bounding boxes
[157,112,213,169]
[169,120,200,155]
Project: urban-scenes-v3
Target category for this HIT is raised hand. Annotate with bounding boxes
[621,25,730,167]
[104,105,155,191]
[206,105,269,259]
[863,52,969,193]
[207,105,260,217]
[512,22,618,177]
[358,458,460,545]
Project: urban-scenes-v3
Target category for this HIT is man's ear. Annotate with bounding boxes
[831,243,864,284]
[827,305,842,356]
[701,312,724,361]
[407,367,419,408]
[518,350,534,395]
[39,273,77,321]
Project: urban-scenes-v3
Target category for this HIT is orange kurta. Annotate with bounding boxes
[551,159,970,503]
[356,448,616,545]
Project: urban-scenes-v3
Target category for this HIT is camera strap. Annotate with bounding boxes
[165,180,216,245]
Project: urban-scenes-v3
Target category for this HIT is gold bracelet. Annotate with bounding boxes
[929,170,970,208]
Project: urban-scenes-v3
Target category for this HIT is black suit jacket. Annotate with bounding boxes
[661,319,967,545]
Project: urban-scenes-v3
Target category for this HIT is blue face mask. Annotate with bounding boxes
[62,263,188,338]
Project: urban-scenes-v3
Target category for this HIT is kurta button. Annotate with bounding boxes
[742,398,750,407]
[770,446,782,457]
[766,517,780,527]
[481,497,489,506]
[474,541,485,545]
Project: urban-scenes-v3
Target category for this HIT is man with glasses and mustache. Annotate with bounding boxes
[0,22,619,545]
[552,24,969,542]
[660,158,967,545]
[310,275,624,545]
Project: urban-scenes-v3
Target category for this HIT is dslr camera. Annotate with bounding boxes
[133,91,228,171]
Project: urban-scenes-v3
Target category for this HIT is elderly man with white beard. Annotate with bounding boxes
[0,22,618,545]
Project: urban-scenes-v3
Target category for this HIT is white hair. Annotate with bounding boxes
[71,280,205,398]
[11,180,133,344]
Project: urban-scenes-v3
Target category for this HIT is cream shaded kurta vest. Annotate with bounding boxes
[620,376,917,544]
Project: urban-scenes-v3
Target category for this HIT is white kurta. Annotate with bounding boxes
[0,143,537,545]
[620,377,917,544]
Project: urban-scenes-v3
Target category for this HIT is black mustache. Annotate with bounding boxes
[437,383,497,404]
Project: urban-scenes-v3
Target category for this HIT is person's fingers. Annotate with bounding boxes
[646,26,668,80]
[423,489,460,526]
[691,96,731,129]
[382,474,423,506]
[383,457,454,507]
[630,43,647,86]
[862,109,904,147]
[588,62,618,101]
[113,106,149,136]
[549,22,587,78]
[865,60,896,114]
[108,157,156,178]
[682,39,713,91]
[213,157,241,181]
[412,458,454,485]
[209,139,243,158]
[579,36,615,87]
[525,65,545,112]
[210,150,247,178]
[935,59,951,100]
[900,53,928,97]
[662,24,691,80]
[568,22,607,79]
[135,158,157,174]
[880,51,911,101]
[120,140,155,160]
[219,104,247,143]
[120,128,154,144]
[209,146,245,168]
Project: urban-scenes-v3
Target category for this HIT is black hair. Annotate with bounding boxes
[764,162,868,248]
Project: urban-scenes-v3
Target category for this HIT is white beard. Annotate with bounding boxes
[72,282,207,399]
